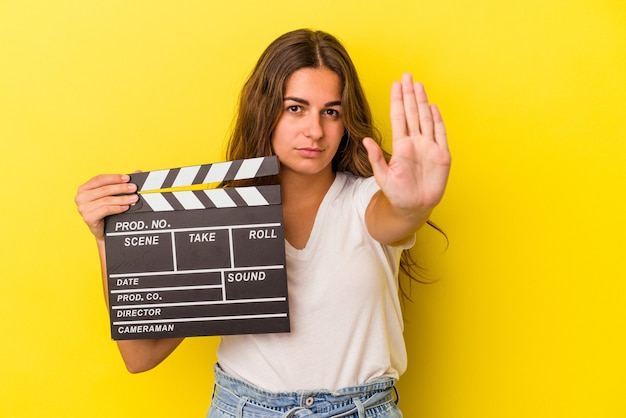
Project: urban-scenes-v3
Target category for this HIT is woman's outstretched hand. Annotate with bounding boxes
[363,73,451,215]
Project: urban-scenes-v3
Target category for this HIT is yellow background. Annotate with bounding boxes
[1,1,625,417]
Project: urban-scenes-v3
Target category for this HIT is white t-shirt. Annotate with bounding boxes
[216,172,411,391]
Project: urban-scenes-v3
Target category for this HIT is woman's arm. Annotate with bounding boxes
[76,174,184,373]
[363,73,451,245]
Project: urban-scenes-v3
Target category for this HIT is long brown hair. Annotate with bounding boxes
[226,29,381,171]
[225,28,442,293]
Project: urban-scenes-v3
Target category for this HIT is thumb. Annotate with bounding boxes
[362,137,388,185]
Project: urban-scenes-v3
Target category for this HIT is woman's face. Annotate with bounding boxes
[271,67,345,179]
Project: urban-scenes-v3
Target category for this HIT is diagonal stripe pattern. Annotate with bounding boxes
[137,185,281,212]
[130,156,278,192]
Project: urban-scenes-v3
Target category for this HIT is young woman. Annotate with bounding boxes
[75,29,451,417]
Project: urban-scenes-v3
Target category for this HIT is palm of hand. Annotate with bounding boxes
[365,73,451,213]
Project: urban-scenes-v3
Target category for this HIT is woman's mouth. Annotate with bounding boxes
[296,147,324,158]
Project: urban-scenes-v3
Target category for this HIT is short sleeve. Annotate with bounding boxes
[354,176,380,209]
[352,175,416,249]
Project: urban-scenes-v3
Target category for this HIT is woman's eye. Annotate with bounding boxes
[324,109,340,118]
[287,105,301,113]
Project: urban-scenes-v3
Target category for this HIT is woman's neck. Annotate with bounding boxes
[278,167,336,249]
[279,167,336,205]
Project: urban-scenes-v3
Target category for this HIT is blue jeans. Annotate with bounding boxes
[207,365,403,417]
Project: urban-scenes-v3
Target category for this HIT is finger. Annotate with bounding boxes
[78,174,131,192]
[77,193,138,218]
[76,174,136,202]
[75,182,137,208]
[362,137,388,185]
[414,82,434,138]
[401,73,421,137]
[389,81,407,141]
[431,104,449,151]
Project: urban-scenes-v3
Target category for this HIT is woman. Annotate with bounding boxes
[75,29,451,417]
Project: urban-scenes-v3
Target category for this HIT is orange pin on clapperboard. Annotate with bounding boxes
[103,156,290,340]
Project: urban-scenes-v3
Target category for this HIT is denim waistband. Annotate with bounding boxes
[211,364,399,417]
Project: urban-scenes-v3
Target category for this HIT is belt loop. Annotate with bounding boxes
[236,396,248,418]
[352,397,365,417]
[393,385,400,405]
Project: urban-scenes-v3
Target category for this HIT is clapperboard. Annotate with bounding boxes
[103,156,290,340]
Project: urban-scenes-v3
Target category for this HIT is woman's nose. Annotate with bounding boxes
[304,114,323,140]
